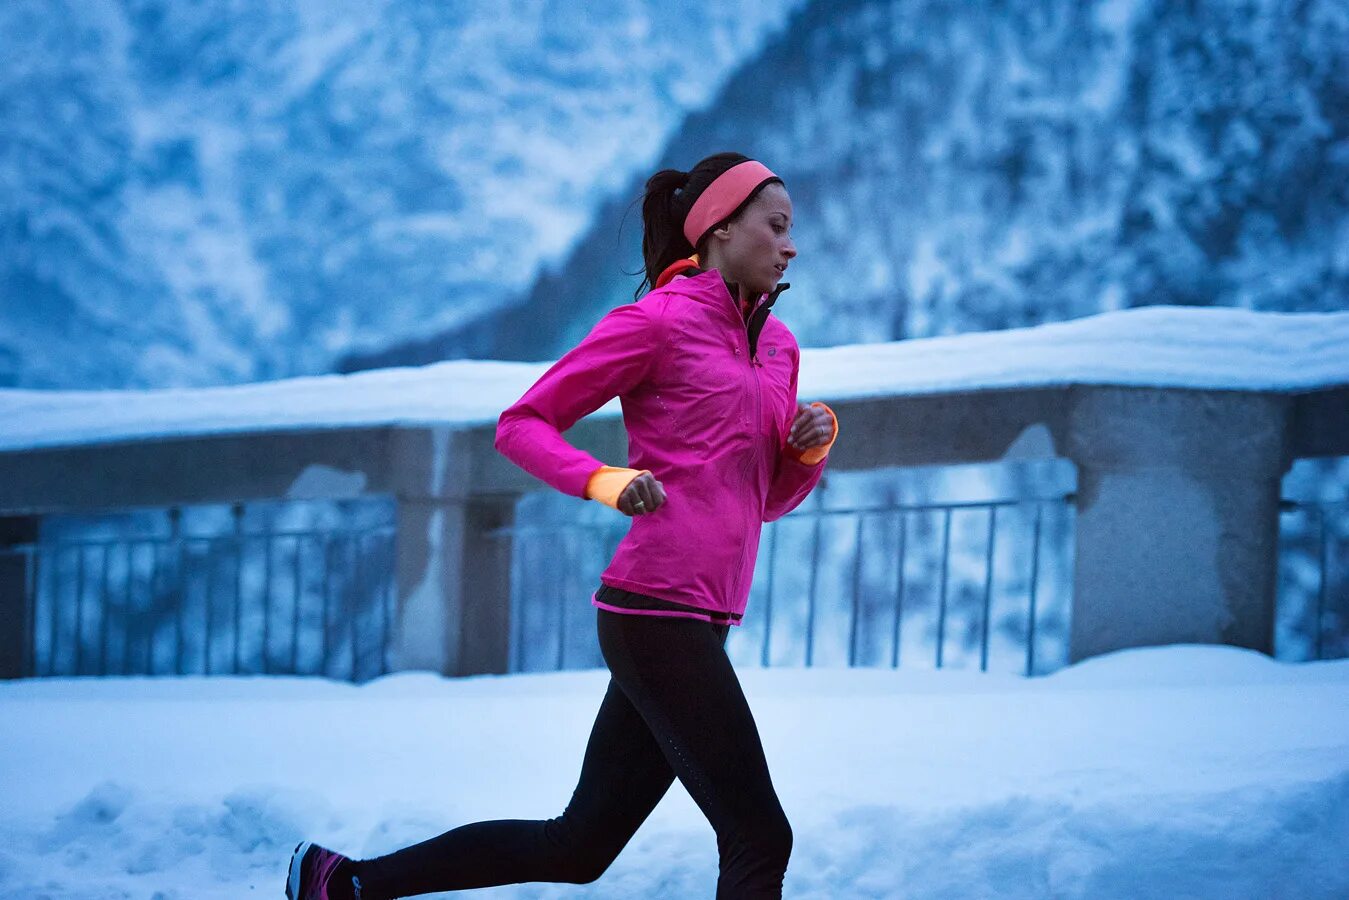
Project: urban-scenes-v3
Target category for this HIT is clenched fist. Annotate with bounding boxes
[788,402,833,451]
[619,471,667,517]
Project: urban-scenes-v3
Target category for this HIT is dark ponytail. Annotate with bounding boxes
[636,167,696,299]
[635,151,773,299]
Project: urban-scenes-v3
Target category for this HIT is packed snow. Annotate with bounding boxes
[3,305,1347,453]
[0,644,1345,898]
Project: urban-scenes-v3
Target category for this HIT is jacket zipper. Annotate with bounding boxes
[730,290,765,609]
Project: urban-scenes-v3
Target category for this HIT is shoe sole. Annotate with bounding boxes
[287,840,311,900]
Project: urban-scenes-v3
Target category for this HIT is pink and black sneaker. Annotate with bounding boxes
[285,840,363,900]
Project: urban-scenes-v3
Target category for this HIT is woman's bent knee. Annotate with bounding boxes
[726,810,793,872]
[558,851,615,885]
[764,812,793,869]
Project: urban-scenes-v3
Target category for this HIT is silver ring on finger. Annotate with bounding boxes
[634,500,646,510]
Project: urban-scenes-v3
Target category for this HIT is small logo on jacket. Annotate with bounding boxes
[767,347,777,356]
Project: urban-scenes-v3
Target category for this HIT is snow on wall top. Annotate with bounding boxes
[1,305,1345,452]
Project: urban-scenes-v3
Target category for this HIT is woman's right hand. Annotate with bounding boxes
[618,472,667,516]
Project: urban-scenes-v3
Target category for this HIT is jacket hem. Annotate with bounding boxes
[596,578,745,626]
[592,599,743,626]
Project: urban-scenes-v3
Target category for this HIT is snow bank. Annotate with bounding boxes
[2,306,1347,453]
[1,644,1345,898]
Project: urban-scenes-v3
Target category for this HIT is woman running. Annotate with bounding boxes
[286,152,839,900]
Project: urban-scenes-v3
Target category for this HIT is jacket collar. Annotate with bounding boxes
[656,257,790,325]
[660,267,789,362]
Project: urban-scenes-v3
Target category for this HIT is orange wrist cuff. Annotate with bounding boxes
[585,465,651,509]
[785,402,838,465]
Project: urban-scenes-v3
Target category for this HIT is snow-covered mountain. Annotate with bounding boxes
[4,0,1345,388]
[354,0,1349,367]
[0,0,806,389]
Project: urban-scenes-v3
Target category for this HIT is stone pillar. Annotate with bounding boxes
[455,495,517,676]
[389,428,520,677]
[1065,387,1294,662]
[392,495,461,674]
[0,516,39,679]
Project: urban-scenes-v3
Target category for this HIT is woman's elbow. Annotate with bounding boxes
[762,499,789,523]
[494,409,524,459]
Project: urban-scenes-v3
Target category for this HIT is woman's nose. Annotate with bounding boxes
[783,238,797,258]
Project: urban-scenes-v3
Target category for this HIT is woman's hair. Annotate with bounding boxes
[634,151,782,299]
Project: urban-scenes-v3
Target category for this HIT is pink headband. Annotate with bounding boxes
[682,160,779,247]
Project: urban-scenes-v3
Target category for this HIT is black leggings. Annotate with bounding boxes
[353,608,792,898]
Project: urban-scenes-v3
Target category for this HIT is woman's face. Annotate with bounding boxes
[708,182,797,296]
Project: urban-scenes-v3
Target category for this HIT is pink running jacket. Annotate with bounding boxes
[494,268,835,625]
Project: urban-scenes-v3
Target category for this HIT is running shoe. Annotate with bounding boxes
[285,840,361,900]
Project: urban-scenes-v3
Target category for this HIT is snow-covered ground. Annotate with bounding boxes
[1,644,1346,899]
[3,305,1347,453]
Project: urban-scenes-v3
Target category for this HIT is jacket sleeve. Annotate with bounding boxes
[763,357,838,523]
[495,302,660,500]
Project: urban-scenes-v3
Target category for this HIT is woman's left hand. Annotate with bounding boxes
[788,402,833,450]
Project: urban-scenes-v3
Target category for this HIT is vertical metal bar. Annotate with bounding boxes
[106,541,119,676]
[262,524,274,675]
[329,530,342,679]
[320,533,332,677]
[41,547,54,676]
[20,546,33,677]
[148,543,158,675]
[327,530,339,679]
[172,508,185,676]
[1315,506,1328,661]
[805,513,823,667]
[152,543,165,676]
[146,542,157,674]
[890,510,908,669]
[591,526,604,664]
[556,531,568,672]
[349,532,361,681]
[980,506,998,673]
[232,504,244,675]
[150,541,162,675]
[291,534,303,675]
[848,514,865,667]
[356,531,372,680]
[122,543,135,676]
[510,527,525,673]
[311,533,323,676]
[170,540,183,676]
[381,530,394,676]
[24,545,37,678]
[73,544,86,676]
[43,547,57,675]
[761,522,779,668]
[935,508,952,670]
[34,548,47,677]
[98,542,111,675]
[48,548,61,677]
[203,538,216,676]
[1025,502,1045,677]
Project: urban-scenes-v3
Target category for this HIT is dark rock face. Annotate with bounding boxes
[385,0,1347,368]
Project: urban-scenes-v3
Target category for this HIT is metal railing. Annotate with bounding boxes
[4,490,1341,682]
[760,496,1064,674]
[499,492,1077,677]
[4,501,396,681]
[1278,497,1348,662]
